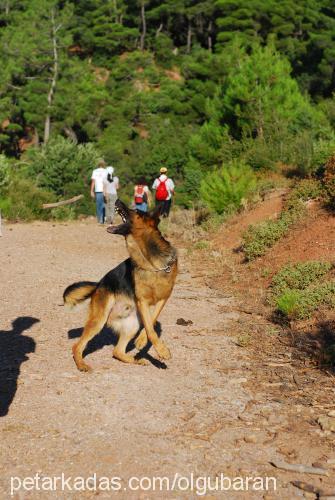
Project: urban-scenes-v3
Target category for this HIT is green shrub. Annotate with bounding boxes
[242,138,277,171]
[0,178,56,221]
[200,161,257,215]
[0,197,12,214]
[285,130,314,176]
[270,261,334,320]
[271,261,332,298]
[50,206,76,221]
[243,219,287,261]
[286,179,323,209]
[242,200,305,260]
[276,282,335,319]
[324,154,335,209]
[152,34,175,67]
[276,289,301,317]
[193,240,210,250]
[200,212,225,232]
[24,138,102,217]
[277,133,335,177]
[27,137,100,196]
[177,159,204,208]
[0,154,10,190]
[311,137,335,174]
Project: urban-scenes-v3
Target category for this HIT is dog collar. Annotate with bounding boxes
[151,254,177,273]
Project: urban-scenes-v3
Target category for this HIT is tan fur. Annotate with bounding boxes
[64,284,97,307]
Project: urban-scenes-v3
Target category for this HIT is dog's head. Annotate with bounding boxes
[107,199,161,237]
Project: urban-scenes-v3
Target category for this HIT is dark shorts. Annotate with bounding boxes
[155,199,171,217]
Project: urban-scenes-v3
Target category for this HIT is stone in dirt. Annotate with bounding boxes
[176,317,193,325]
[244,434,257,443]
[317,416,335,433]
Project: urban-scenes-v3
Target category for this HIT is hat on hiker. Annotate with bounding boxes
[160,167,167,174]
[106,166,114,175]
[97,158,106,167]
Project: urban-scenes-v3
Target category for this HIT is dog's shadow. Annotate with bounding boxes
[67,322,167,369]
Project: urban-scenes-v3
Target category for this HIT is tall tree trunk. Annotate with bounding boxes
[156,22,163,37]
[112,0,120,24]
[64,126,78,143]
[44,9,59,144]
[257,99,264,139]
[186,20,192,54]
[140,2,146,51]
[33,128,39,147]
[208,20,213,51]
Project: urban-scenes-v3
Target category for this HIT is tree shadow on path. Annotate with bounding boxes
[0,317,38,417]
[292,319,335,373]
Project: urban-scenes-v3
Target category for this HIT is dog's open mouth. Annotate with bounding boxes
[107,200,131,235]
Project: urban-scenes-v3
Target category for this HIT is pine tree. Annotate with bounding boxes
[200,161,256,214]
[71,0,138,60]
[215,0,335,97]
[221,43,330,140]
[1,0,73,144]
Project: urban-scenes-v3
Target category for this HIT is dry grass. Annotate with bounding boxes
[161,207,207,242]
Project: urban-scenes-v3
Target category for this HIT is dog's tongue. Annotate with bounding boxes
[107,225,117,234]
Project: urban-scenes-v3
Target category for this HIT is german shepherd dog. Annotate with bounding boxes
[63,199,178,372]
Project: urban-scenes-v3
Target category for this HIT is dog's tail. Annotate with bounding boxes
[63,281,98,307]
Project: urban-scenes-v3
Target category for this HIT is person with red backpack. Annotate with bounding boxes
[152,167,175,217]
[134,177,151,212]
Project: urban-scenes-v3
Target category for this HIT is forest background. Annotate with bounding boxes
[0,0,334,219]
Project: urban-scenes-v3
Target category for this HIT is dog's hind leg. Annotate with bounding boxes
[135,299,167,350]
[72,288,113,372]
[137,300,171,360]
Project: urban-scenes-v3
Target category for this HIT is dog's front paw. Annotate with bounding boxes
[155,341,171,360]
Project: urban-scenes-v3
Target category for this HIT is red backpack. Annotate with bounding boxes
[155,179,168,201]
[135,185,147,204]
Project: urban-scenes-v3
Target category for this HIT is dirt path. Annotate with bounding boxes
[0,221,334,499]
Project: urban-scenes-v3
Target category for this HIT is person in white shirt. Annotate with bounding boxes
[152,167,175,217]
[103,166,119,224]
[90,159,107,224]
